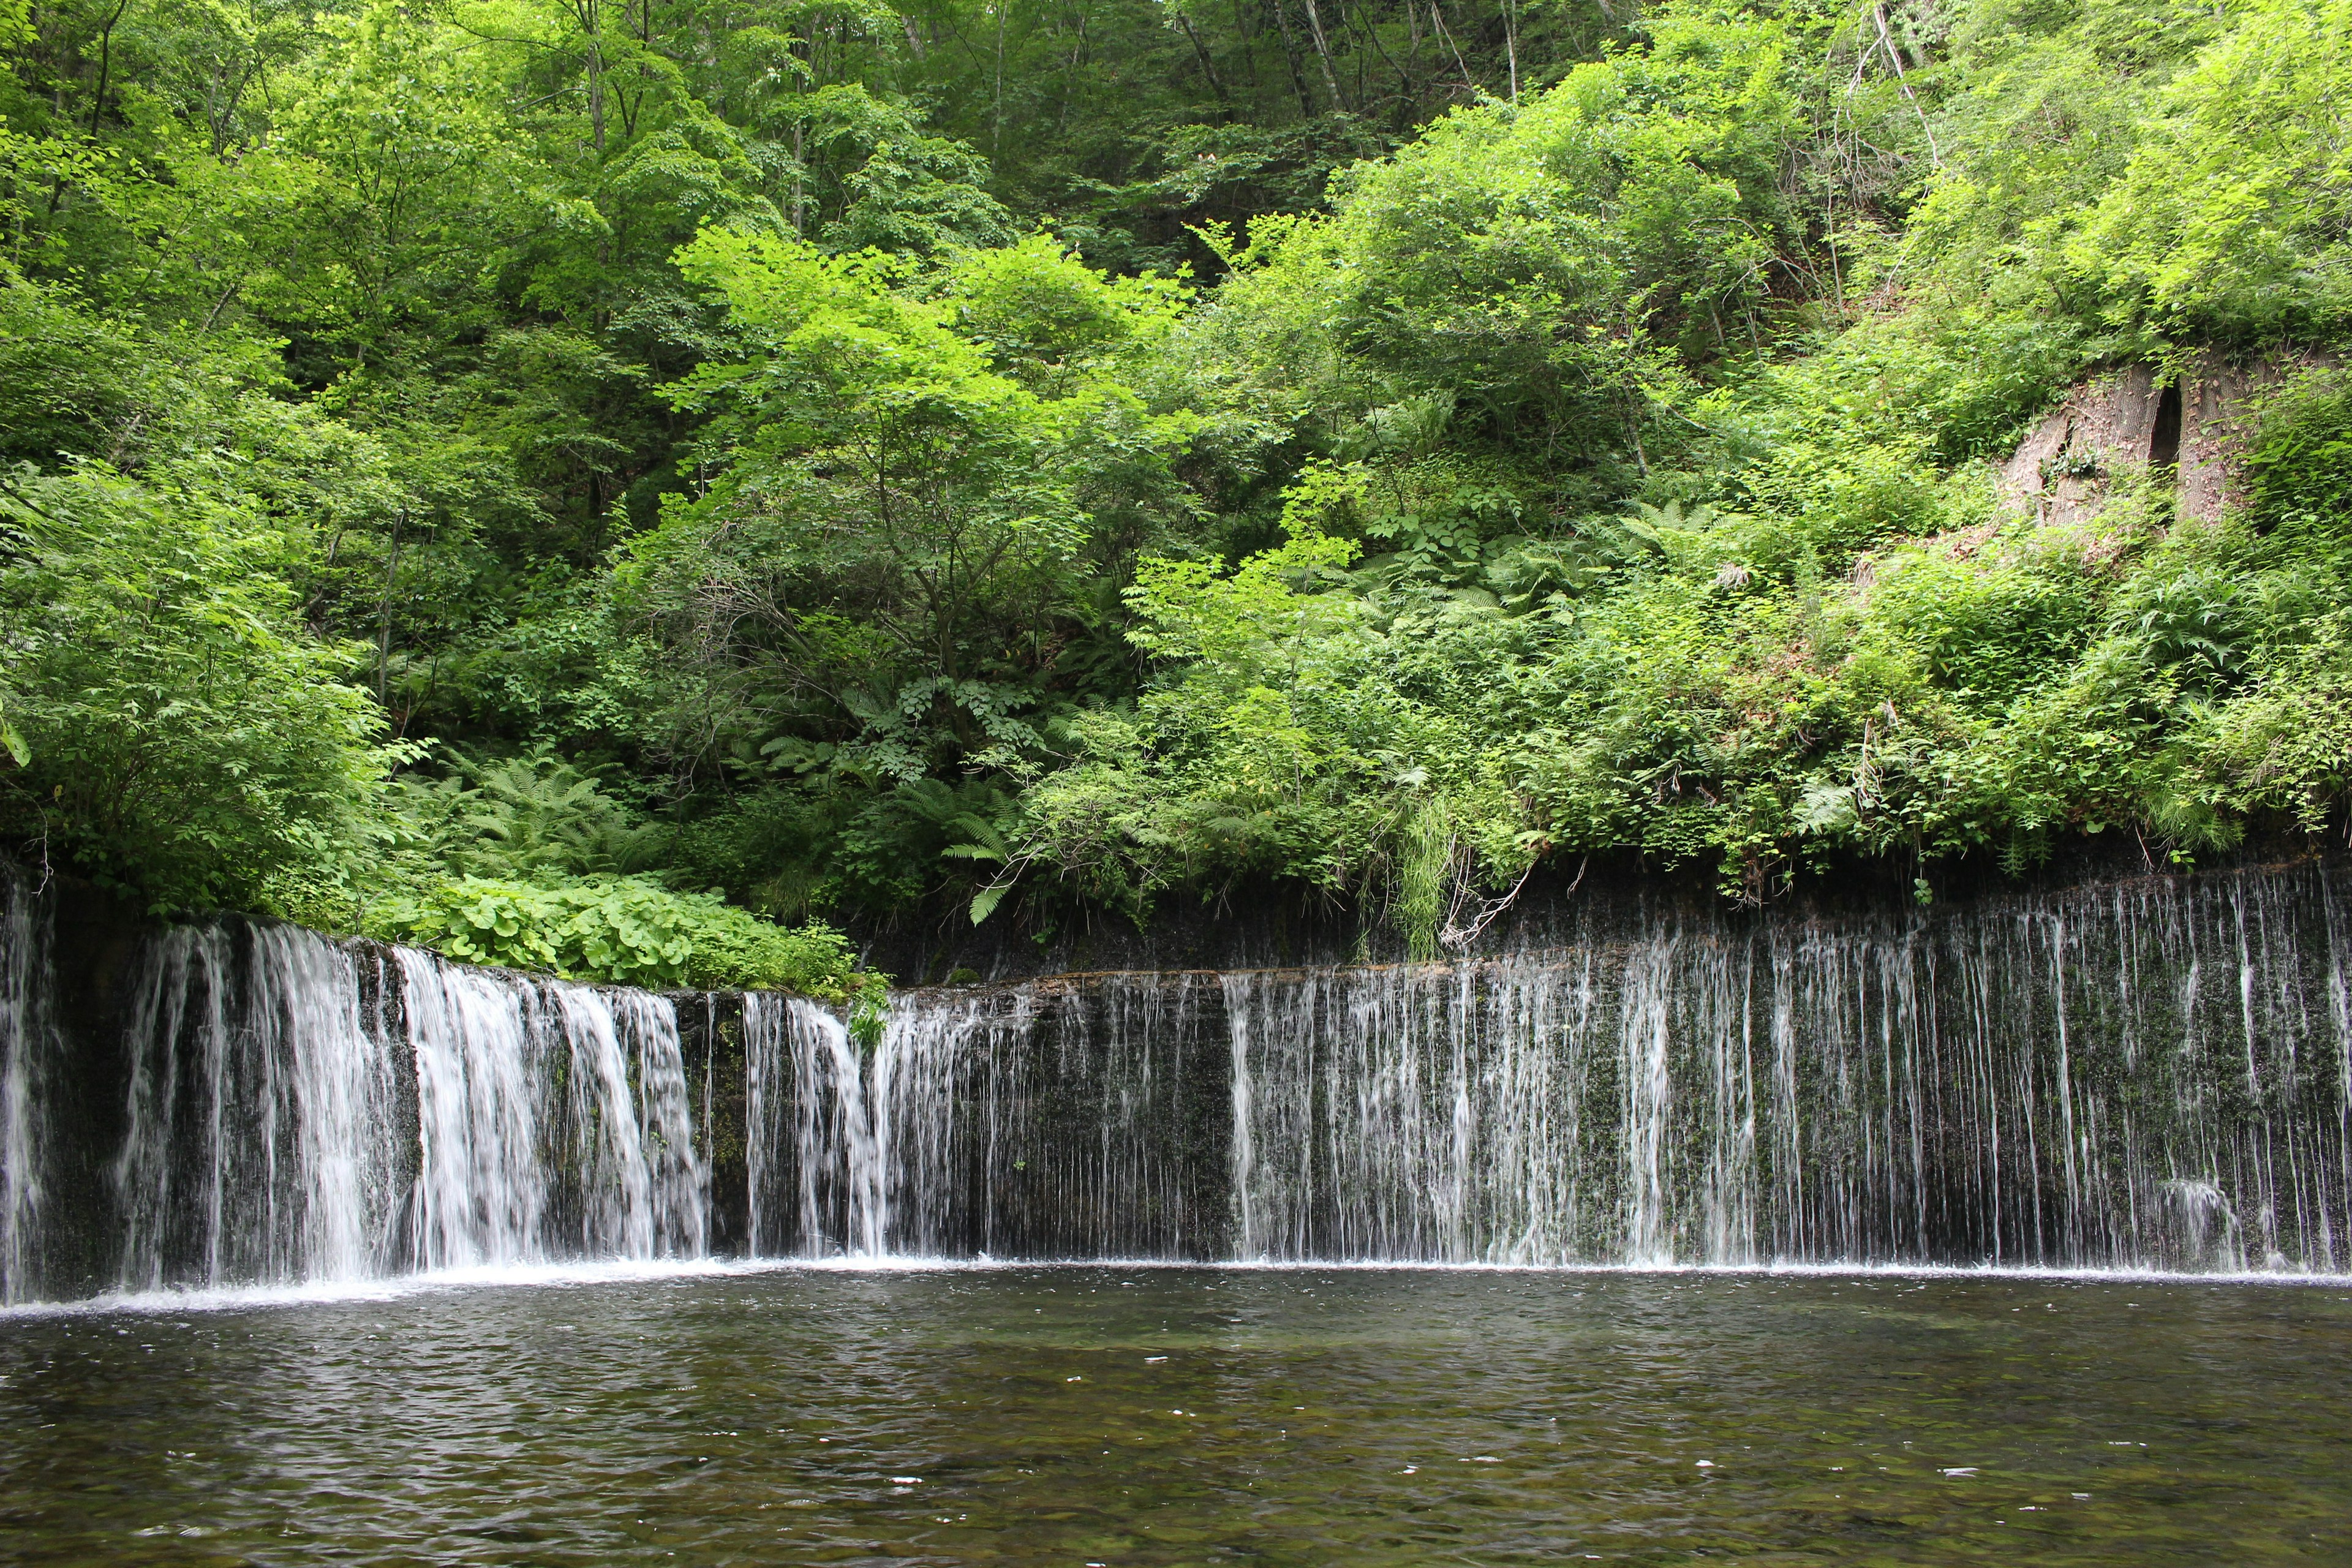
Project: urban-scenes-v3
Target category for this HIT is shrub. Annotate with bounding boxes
[0,464,396,913]
[363,874,878,997]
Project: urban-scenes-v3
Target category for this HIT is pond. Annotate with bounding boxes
[4,1265,2349,1564]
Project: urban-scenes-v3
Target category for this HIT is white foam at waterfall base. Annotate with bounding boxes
[0,1256,800,1317]
[10,1253,2352,1322]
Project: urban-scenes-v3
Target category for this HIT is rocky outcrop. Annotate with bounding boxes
[1996,349,2332,526]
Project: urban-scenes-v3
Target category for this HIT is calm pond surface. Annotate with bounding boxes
[2,1265,2349,1564]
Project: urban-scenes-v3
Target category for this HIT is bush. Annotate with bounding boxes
[363,874,879,997]
[0,464,396,913]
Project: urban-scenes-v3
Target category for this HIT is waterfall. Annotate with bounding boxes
[399,954,704,1272]
[1218,869,2352,1270]
[742,973,1225,1259]
[743,993,886,1257]
[5,860,2352,1300]
[0,899,707,1304]
[1,880,53,1305]
[111,924,401,1292]
[404,954,545,1271]
[744,862,2352,1273]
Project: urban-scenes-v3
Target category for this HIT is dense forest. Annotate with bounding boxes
[2,0,2348,986]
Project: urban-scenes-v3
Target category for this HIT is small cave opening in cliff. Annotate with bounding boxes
[2151,378,2183,470]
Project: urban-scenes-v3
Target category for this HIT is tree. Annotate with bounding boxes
[618,229,1186,788]
[0,464,398,911]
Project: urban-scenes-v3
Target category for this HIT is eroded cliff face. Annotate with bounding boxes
[1996,350,2334,526]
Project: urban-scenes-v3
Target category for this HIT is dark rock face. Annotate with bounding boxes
[741,978,1235,1262]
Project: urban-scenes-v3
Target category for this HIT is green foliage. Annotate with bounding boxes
[2067,0,2352,339]
[601,227,1192,910]
[1912,0,2352,342]
[389,750,669,881]
[364,874,877,997]
[0,464,398,913]
[1163,10,1820,522]
[9,0,2352,960]
[2246,374,2352,535]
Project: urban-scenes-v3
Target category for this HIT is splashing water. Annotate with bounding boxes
[749,864,2352,1273]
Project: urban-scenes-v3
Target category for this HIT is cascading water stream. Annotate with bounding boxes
[1216,870,2352,1270]
[5,860,2352,1303]
[742,973,1223,1260]
[110,924,401,1292]
[742,862,2352,1273]
[744,993,887,1257]
[0,903,705,1304]
[403,954,545,1272]
[1,880,52,1305]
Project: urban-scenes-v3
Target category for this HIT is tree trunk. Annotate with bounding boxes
[87,0,135,135]
[1298,0,1343,110]
[1177,12,1231,104]
[377,506,407,705]
[1270,0,1317,116]
[582,0,607,153]
[1427,0,1477,95]
[993,0,1008,154]
[1503,0,1518,101]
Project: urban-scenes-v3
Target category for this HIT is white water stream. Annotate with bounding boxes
[4,863,2351,1304]
[745,865,2352,1273]
[0,880,50,1303]
[2,913,700,1303]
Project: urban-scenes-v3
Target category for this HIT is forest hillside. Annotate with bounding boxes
[4,0,2350,981]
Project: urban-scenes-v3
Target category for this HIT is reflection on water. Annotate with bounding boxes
[3,1267,2350,1565]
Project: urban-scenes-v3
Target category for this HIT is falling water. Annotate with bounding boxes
[760,862,2352,1272]
[111,924,402,1292]
[1219,869,2352,1270]
[0,902,705,1304]
[5,861,2352,1300]
[0,880,52,1305]
[404,954,544,1271]
[744,993,885,1257]
[742,974,1226,1259]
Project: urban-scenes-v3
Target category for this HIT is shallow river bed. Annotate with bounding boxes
[2,1266,2349,1564]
